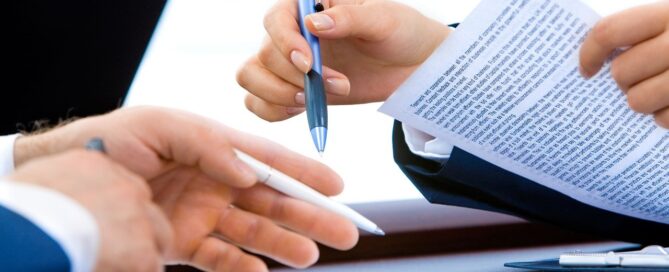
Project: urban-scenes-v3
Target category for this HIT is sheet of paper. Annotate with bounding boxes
[380,0,669,224]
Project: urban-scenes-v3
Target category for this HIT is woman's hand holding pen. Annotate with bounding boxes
[580,1,669,128]
[237,0,450,121]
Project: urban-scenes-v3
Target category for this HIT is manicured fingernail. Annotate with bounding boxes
[291,51,311,74]
[325,78,350,96]
[307,13,335,31]
[286,107,305,116]
[235,158,257,183]
[295,92,305,105]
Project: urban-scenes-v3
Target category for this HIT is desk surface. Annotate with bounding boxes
[273,242,635,272]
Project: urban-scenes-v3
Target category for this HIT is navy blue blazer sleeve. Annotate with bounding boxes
[0,205,70,272]
[392,121,669,245]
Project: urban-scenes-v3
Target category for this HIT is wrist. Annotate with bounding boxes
[13,116,89,167]
[14,135,41,168]
[14,133,58,167]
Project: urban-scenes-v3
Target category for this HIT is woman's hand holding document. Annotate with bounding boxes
[380,0,669,224]
[579,1,669,127]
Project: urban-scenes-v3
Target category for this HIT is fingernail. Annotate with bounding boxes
[579,65,592,79]
[286,107,305,116]
[235,158,257,183]
[325,78,351,96]
[307,13,335,31]
[290,51,311,74]
[295,92,305,105]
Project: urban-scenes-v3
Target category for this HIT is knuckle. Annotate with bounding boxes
[610,61,627,89]
[626,93,649,114]
[236,256,268,272]
[257,43,276,67]
[242,217,262,245]
[264,10,294,51]
[268,195,287,219]
[217,246,245,272]
[244,94,258,113]
[262,9,276,32]
[273,35,292,56]
[244,95,283,122]
[236,58,256,90]
[335,7,355,36]
[655,115,669,129]
[591,19,615,47]
[264,111,288,122]
[661,34,669,51]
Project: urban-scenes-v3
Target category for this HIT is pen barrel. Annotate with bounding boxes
[298,0,322,74]
[265,169,376,231]
[235,150,380,233]
[305,71,328,130]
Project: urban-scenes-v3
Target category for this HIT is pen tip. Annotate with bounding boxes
[310,127,327,154]
[318,151,324,158]
[373,227,385,236]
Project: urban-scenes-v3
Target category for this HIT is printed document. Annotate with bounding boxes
[380,0,669,224]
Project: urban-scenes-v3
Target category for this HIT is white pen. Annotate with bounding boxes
[235,150,385,236]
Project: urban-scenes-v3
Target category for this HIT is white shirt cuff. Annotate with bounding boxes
[0,180,99,272]
[0,134,19,176]
[402,124,454,160]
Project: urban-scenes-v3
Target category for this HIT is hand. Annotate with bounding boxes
[14,106,358,271]
[10,150,172,272]
[579,1,669,128]
[237,0,451,121]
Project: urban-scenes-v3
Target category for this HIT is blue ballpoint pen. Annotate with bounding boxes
[298,0,328,155]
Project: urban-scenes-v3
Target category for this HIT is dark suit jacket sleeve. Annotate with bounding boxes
[392,120,669,245]
[0,205,70,272]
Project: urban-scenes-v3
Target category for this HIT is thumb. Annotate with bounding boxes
[305,3,396,41]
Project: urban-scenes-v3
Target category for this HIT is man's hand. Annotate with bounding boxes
[10,150,172,272]
[237,0,451,121]
[580,1,669,128]
[14,106,359,271]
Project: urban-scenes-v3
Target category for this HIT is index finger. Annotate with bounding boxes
[228,128,344,197]
[115,107,342,194]
[264,0,314,73]
[104,107,258,188]
[579,3,669,78]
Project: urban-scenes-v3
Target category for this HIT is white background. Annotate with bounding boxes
[126,0,654,203]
